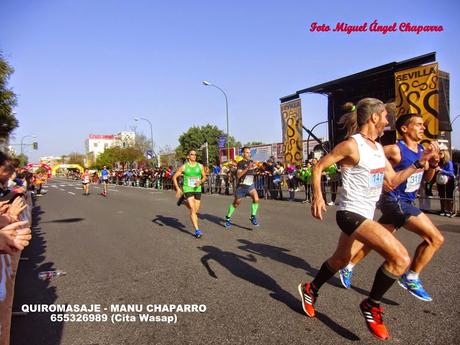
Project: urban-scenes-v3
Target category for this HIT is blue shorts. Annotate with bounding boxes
[235,184,255,199]
[378,196,422,229]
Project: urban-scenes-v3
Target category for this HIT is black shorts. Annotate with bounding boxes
[102,179,108,184]
[184,192,201,200]
[336,210,367,236]
[378,196,421,229]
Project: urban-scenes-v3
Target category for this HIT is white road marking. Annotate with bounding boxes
[68,192,75,195]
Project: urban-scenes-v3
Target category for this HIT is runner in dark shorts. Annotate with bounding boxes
[224,147,260,228]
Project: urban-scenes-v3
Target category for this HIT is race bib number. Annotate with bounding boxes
[368,168,384,196]
[83,177,89,183]
[188,177,200,187]
[242,175,254,185]
[405,170,423,193]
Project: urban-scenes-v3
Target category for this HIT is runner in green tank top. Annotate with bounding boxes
[173,149,207,238]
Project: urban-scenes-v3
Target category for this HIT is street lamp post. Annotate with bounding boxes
[134,117,160,167]
[202,81,230,162]
[451,114,460,126]
[20,135,37,155]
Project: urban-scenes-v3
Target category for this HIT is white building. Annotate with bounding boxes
[39,156,65,165]
[85,131,135,164]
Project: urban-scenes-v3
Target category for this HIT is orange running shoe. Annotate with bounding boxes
[298,282,317,317]
[359,299,390,340]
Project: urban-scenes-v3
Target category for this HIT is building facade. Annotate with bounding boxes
[85,131,135,165]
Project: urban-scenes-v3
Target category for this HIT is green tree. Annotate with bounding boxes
[93,146,144,170]
[67,152,85,167]
[134,132,153,156]
[175,124,241,166]
[13,153,28,167]
[0,53,18,140]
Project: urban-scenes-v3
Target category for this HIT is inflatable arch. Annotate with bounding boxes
[24,163,52,177]
[51,164,84,176]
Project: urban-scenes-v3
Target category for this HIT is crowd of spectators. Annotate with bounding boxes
[0,151,32,255]
[63,151,457,214]
[208,156,340,204]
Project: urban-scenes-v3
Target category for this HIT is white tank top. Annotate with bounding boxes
[337,134,386,219]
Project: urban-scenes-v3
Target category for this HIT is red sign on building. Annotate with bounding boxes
[89,134,115,140]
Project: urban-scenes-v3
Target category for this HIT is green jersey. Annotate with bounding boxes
[182,162,203,193]
[325,164,338,176]
[297,167,312,183]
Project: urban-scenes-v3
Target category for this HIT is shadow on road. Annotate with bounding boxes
[199,213,252,231]
[237,239,398,306]
[199,245,304,315]
[237,239,316,274]
[11,203,63,345]
[41,217,85,224]
[316,312,361,341]
[152,215,194,237]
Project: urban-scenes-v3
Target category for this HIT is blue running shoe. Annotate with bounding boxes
[398,273,432,302]
[250,215,259,227]
[194,229,203,238]
[339,267,353,289]
[224,217,232,229]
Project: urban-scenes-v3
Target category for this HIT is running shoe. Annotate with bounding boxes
[398,273,432,301]
[224,217,232,229]
[449,212,457,218]
[327,201,334,206]
[359,299,389,340]
[297,282,317,317]
[194,229,202,238]
[440,212,446,216]
[339,267,353,289]
[250,215,259,227]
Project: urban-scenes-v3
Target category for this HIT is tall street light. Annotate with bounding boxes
[134,117,160,167]
[20,135,37,155]
[202,80,230,162]
[451,114,460,126]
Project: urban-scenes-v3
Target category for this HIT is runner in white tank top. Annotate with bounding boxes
[297,98,439,341]
[337,133,386,219]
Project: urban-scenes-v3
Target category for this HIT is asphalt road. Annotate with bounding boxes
[11,177,460,345]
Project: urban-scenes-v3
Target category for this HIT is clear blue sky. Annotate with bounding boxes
[1,0,459,162]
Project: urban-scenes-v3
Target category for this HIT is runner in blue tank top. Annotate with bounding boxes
[339,113,444,302]
[100,166,109,196]
[298,100,439,341]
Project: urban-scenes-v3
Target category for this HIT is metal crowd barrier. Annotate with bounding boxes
[417,180,459,215]
[207,173,340,203]
[70,173,458,214]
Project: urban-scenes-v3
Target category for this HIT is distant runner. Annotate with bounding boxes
[101,166,109,196]
[81,168,91,196]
